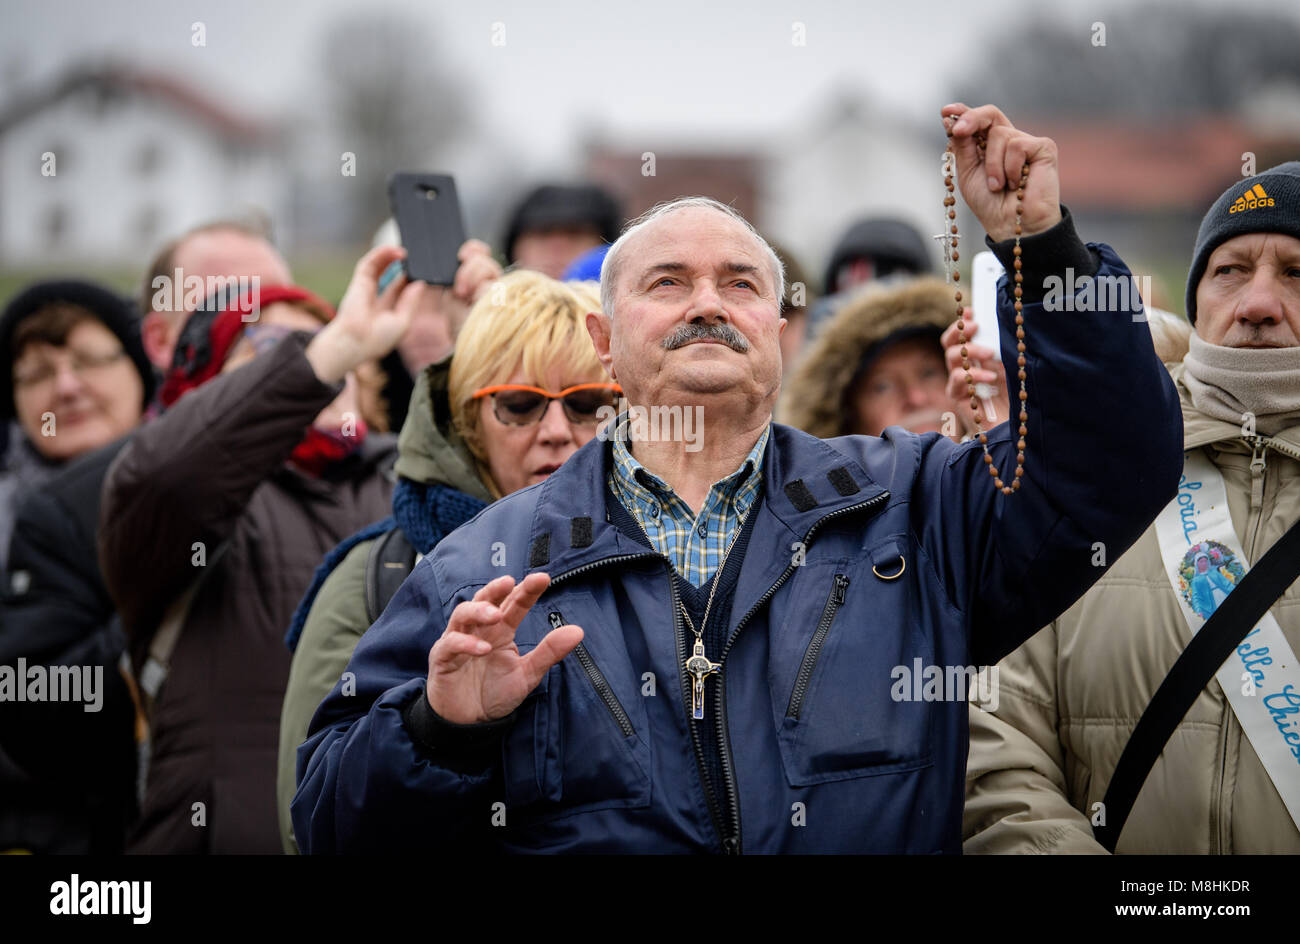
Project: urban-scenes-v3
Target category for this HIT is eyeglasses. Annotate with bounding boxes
[471,382,622,427]
[865,364,948,401]
[13,348,127,391]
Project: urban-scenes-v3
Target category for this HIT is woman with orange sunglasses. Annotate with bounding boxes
[277,269,615,852]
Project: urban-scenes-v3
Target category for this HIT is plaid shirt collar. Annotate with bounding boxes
[608,416,769,586]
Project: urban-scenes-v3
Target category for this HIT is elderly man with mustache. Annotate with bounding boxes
[293,105,1184,854]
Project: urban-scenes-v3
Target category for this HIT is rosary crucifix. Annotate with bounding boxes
[934,151,961,277]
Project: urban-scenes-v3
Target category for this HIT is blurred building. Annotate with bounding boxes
[584,91,949,292]
[1021,114,1300,271]
[585,149,761,225]
[584,89,1300,315]
[761,92,944,286]
[0,65,290,267]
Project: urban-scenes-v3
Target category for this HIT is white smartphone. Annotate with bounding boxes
[970,251,1005,420]
[971,250,1004,359]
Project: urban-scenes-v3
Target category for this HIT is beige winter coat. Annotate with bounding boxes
[964,363,1300,853]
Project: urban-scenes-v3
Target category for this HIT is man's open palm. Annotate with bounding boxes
[427,572,584,724]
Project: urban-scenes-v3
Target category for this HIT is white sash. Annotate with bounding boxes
[1154,449,1300,831]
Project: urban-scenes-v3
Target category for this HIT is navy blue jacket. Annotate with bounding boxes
[293,243,1183,853]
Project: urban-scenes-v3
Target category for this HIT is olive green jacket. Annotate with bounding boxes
[277,356,491,853]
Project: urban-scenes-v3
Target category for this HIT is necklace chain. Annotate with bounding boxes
[944,129,1029,496]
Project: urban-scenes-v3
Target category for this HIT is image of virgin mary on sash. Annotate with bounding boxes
[1177,540,1245,619]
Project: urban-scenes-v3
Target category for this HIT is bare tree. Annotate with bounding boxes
[952,1,1300,117]
[321,12,468,238]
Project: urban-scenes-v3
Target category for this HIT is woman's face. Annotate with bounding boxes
[848,336,952,437]
[477,362,609,496]
[12,319,145,461]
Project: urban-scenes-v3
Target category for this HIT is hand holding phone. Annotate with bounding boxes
[971,251,1005,422]
[387,173,468,286]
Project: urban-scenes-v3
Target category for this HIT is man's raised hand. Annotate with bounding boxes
[941,103,1061,243]
[427,572,584,725]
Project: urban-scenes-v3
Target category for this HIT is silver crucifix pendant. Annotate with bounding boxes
[933,231,960,281]
[684,637,722,721]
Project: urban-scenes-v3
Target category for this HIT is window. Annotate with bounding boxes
[136,142,163,177]
[44,204,68,248]
[134,206,160,245]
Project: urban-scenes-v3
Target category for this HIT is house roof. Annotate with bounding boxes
[1022,115,1300,213]
[0,63,274,143]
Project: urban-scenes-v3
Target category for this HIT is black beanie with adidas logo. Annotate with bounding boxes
[1185,160,1300,324]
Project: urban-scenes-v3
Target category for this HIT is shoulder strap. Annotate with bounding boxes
[1094,516,1300,852]
[137,542,230,723]
[364,528,418,624]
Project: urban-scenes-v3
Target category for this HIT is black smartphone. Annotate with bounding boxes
[386,172,467,285]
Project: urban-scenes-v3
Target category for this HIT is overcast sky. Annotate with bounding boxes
[4,0,1297,174]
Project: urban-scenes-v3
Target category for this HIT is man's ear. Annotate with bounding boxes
[585,310,617,380]
[141,312,175,369]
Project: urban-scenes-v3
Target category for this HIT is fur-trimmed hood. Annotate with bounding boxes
[778,277,955,438]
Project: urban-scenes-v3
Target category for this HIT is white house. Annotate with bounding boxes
[0,65,290,268]
[760,91,959,286]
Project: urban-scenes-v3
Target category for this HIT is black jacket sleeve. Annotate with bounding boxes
[0,442,138,830]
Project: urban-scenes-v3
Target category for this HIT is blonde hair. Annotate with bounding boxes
[448,271,606,496]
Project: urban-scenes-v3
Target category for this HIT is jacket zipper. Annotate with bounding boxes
[786,574,850,719]
[1246,435,1268,523]
[669,564,730,849]
[713,491,891,854]
[545,550,730,844]
[549,610,634,737]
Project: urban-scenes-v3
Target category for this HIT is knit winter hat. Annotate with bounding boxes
[0,279,156,419]
[823,218,933,296]
[1185,161,1300,324]
[503,184,622,263]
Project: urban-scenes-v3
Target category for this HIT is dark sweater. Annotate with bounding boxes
[604,480,760,839]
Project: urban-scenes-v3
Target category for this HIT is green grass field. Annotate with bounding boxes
[0,249,366,312]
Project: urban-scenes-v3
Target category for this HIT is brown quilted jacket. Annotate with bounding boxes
[99,333,395,854]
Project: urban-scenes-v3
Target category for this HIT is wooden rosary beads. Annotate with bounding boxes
[943,129,1029,496]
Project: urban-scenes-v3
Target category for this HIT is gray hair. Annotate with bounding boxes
[599,196,786,319]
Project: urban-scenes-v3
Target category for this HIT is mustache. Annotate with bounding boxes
[661,322,751,352]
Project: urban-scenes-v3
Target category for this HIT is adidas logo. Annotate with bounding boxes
[1229,184,1275,214]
